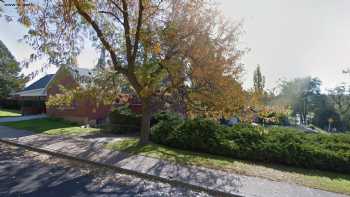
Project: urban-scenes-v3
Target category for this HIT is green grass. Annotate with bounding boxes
[0,118,100,136]
[0,108,21,117]
[106,138,350,195]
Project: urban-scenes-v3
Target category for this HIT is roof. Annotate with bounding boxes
[67,67,94,86]
[69,67,94,77]
[14,74,54,97]
[15,67,93,97]
[15,88,47,97]
[23,74,55,91]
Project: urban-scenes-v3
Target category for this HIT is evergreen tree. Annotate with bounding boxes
[0,40,27,99]
[253,65,265,94]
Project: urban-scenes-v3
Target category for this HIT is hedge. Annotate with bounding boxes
[0,99,21,110]
[151,112,350,173]
[107,110,141,134]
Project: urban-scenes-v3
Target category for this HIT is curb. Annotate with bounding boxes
[0,138,243,197]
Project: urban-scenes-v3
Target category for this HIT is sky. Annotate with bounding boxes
[1,0,350,91]
[217,0,350,91]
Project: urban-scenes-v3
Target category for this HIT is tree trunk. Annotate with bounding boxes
[139,98,152,145]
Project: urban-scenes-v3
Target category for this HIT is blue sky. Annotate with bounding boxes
[1,0,350,91]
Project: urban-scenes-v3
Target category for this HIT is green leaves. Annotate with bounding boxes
[19,15,31,27]
[46,67,125,110]
[136,60,167,97]
[79,1,96,12]
[151,116,350,173]
[0,40,26,99]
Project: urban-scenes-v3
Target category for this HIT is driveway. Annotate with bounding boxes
[0,114,47,123]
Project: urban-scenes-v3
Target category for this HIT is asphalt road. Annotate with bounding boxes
[0,142,210,197]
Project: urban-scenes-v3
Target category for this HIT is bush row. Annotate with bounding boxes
[151,112,350,173]
[0,99,21,110]
[107,109,141,133]
[106,110,170,133]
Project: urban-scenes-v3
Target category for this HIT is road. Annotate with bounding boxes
[0,142,210,197]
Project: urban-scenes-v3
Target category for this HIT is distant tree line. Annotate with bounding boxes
[253,65,350,132]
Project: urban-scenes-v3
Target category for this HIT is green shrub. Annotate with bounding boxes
[223,124,266,159]
[169,118,226,153]
[151,111,183,127]
[151,112,184,144]
[151,117,350,173]
[108,109,141,134]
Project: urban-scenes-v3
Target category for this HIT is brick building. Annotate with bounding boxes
[15,66,141,124]
[13,74,54,115]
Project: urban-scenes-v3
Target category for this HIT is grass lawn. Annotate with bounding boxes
[0,108,21,118]
[0,118,100,136]
[106,138,350,195]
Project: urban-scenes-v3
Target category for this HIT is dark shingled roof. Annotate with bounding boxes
[23,74,55,91]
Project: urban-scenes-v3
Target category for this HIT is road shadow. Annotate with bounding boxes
[0,144,198,197]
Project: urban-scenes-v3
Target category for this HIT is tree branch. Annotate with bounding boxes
[73,0,126,74]
[143,0,164,21]
[120,0,133,66]
[109,0,126,14]
[132,0,144,64]
[98,10,124,25]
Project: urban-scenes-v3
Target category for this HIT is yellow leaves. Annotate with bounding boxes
[46,93,74,109]
[15,0,37,27]
[139,85,152,98]
[47,83,118,110]
[62,0,75,21]
[152,43,161,55]
[19,15,31,27]
[79,0,96,12]
[16,0,25,15]
[187,62,245,118]
[135,60,168,97]
[185,27,244,118]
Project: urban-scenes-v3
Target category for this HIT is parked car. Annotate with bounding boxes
[220,117,240,126]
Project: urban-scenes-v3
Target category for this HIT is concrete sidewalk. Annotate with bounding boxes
[0,126,348,197]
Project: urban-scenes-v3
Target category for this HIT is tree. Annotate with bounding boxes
[249,65,266,110]
[253,64,265,94]
[0,40,27,99]
[311,94,341,130]
[13,0,244,144]
[328,84,350,116]
[274,77,321,124]
[327,84,350,131]
[183,22,245,118]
